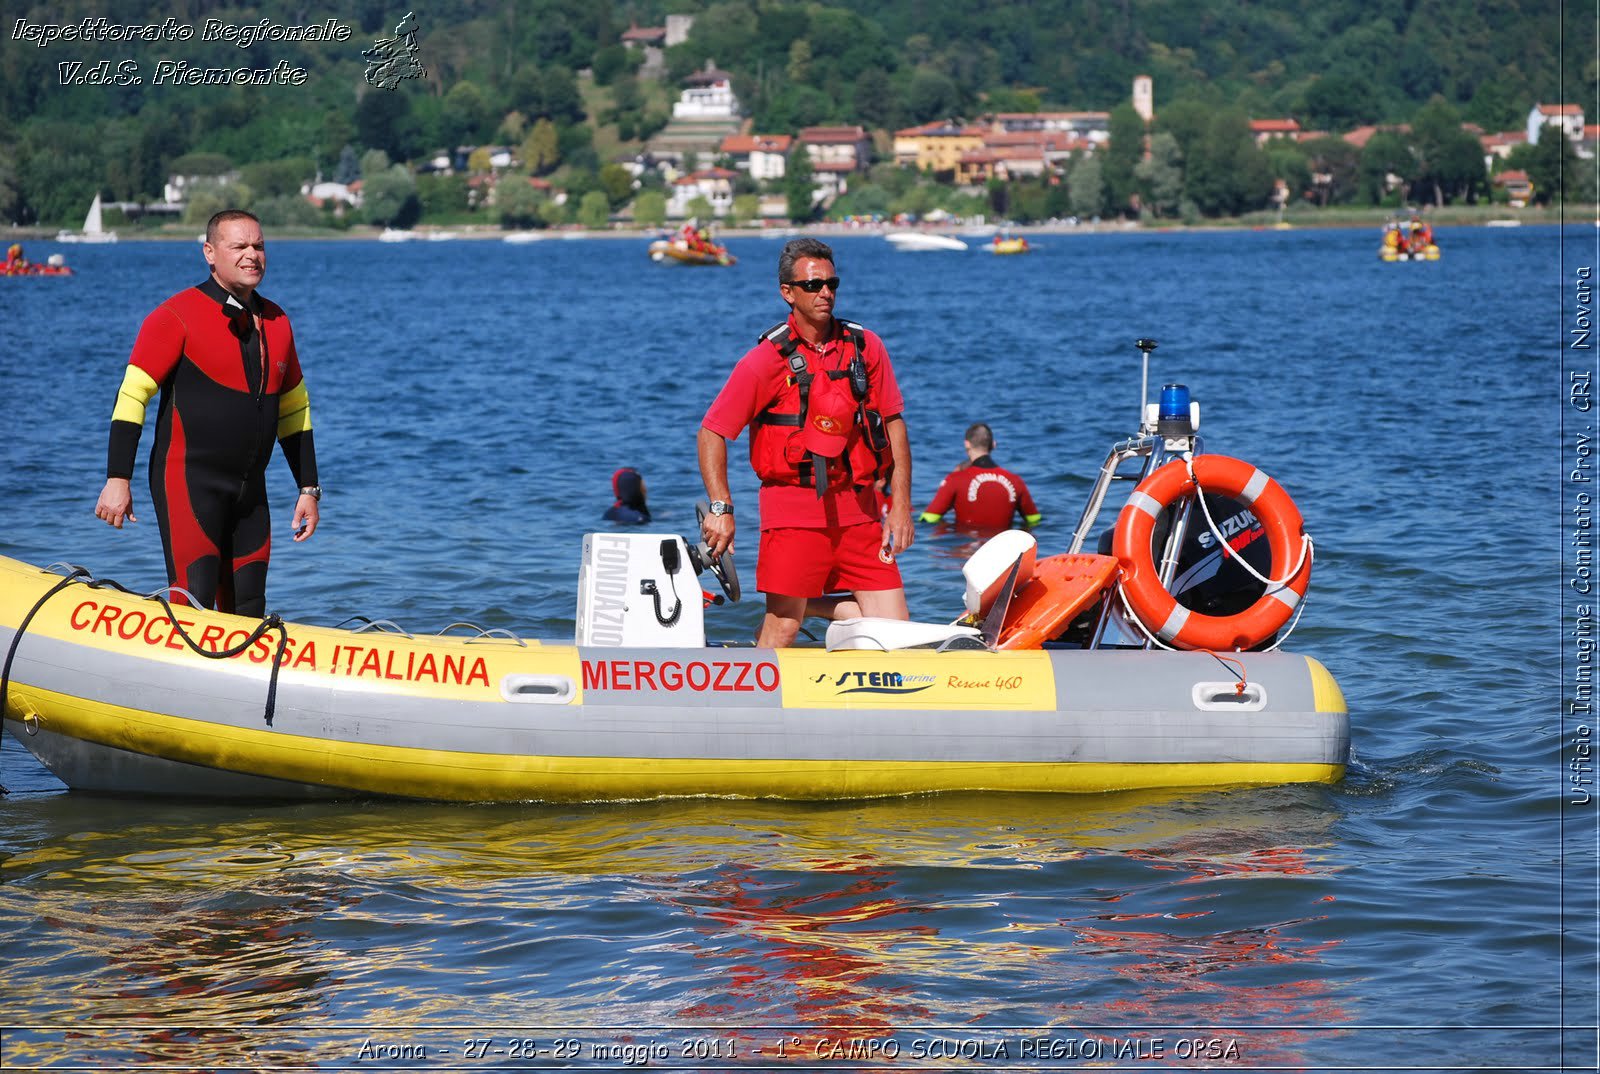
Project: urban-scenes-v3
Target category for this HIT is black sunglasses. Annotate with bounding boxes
[786,276,840,293]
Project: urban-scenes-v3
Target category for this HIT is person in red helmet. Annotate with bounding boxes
[603,467,652,524]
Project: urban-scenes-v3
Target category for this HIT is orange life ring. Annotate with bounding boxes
[996,553,1118,650]
[1112,455,1310,651]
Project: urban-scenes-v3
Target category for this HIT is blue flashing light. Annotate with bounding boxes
[1159,383,1191,422]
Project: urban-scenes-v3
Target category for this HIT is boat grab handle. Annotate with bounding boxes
[335,617,415,638]
[1191,681,1267,711]
[500,674,576,704]
[438,623,527,646]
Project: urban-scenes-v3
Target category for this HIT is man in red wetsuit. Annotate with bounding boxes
[94,209,321,616]
[918,422,1042,534]
[699,237,915,647]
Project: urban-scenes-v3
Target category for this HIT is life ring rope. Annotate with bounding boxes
[1182,453,1315,591]
[1114,569,1310,653]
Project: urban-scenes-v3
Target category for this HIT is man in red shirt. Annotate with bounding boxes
[699,237,915,647]
[918,422,1042,534]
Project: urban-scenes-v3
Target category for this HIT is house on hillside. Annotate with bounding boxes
[619,23,665,48]
[302,180,359,209]
[893,121,984,172]
[1480,130,1527,172]
[165,169,241,206]
[799,126,870,172]
[673,62,739,120]
[991,112,1110,144]
[719,134,791,182]
[1529,103,1584,145]
[1494,169,1533,206]
[1250,118,1302,145]
[799,126,869,202]
[668,167,738,218]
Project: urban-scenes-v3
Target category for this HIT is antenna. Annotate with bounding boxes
[1135,338,1158,427]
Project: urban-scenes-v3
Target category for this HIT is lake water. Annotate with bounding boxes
[0,223,1594,1069]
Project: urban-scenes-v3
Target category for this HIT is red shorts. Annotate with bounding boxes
[757,522,903,598]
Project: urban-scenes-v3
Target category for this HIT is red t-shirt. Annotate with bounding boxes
[920,455,1040,532]
[703,313,904,530]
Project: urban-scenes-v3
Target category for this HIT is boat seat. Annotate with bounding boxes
[823,530,1039,652]
[824,618,985,651]
[962,530,1037,618]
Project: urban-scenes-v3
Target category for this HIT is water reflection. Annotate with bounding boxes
[1,788,1348,1065]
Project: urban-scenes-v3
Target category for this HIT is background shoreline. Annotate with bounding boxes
[5,204,1586,243]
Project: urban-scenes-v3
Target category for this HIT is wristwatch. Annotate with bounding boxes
[709,500,733,516]
[299,485,323,501]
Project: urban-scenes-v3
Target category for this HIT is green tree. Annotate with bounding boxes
[1512,134,1581,205]
[592,44,636,87]
[361,149,393,179]
[539,198,568,227]
[686,194,715,221]
[1301,73,1380,133]
[539,67,585,126]
[355,88,416,163]
[1263,141,1312,203]
[0,152,18,224]
[168,152,235,179]
[1103,102,1146,216]
[417,174,470,218]
[522,119,561,175]
[787,39,813,85]
[184,188,240,227]
[496,176,544,228]
[1154,98,1212,166]
[1358,130,1415,204]
[1068,154,1104,219]
[579,190,611,228]
[363,166,419,227]
[786,146,816,223]
[253,194,322,230]
[1186,110,1272,216]
[634,190,667,228]
[1410,97,1486,206]
[903,70,960,124]
[239,158,314,199]
[1301,135,1361,206]
[1134,131,1184,217]
[440,81,493,148]
[853,68,898,130]
[731,193,760,226]
[599,163,634,209]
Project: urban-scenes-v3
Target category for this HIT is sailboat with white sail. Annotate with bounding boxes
[56,193,119,244]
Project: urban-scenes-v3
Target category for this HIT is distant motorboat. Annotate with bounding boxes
[1485,219,1522,228]
[377,228,415,242]
[884,231,968,252]
[426,230,461,241]
[56,193,118,244]
[502,231,545,244]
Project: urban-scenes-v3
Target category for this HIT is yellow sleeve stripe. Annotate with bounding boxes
[111,366,161,425]
[276,381,313,437]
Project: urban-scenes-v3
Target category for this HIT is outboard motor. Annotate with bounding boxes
[1095,495,1272,634]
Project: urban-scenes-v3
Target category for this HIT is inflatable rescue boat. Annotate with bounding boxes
[648,238,736,266]
[0,340,1348,802]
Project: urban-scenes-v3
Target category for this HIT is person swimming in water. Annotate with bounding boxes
[604,466,651,524]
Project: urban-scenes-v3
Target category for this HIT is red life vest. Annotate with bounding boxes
[750,320,889,496]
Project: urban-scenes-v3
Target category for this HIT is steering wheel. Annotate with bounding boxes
[692,501,741,603]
